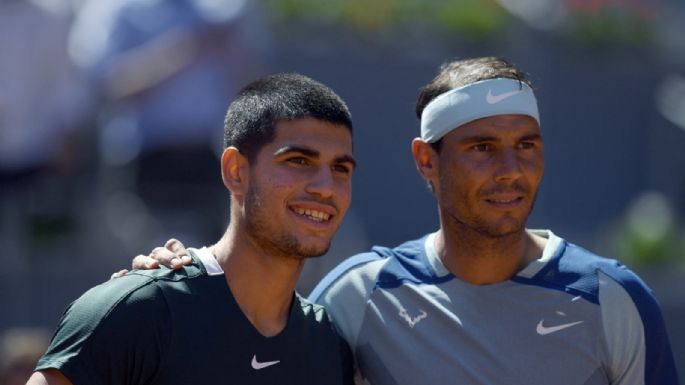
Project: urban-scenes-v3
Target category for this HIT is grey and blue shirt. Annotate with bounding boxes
[310,230,679,385]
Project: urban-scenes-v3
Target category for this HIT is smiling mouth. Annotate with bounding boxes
[293,207,331,222]
[484,196,525,209]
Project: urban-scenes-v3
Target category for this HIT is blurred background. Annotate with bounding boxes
[1,0,684,382]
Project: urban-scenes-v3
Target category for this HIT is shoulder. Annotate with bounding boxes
[35,272,177,382]
[520,235,654,306]
[308,251,385,306]
[295,293,332,324]
[307,236,429,348]
[63,272,167,330]
[548,238,679,384]
[41,256,210,354]
[70,259,206,318]
[293,294,343,339]
[309,236,429,304]
[47,269,188,347]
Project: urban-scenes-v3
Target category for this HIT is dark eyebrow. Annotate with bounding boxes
[459,133,543,145]
[273,145,357,169]
[335,154,357,170]
[459,135,498,144]
[273,145,318,158]
[520,133,543,142]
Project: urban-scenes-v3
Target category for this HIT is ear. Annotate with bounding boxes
[221,147,249,197]
[412,138,439,182]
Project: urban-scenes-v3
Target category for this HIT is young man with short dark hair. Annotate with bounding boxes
[27,73,356,385]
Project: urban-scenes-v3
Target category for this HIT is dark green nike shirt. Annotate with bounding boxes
[36,248,353,385]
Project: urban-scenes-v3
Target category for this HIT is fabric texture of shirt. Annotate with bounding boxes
[37,247,354,385]
[310,230,679,385]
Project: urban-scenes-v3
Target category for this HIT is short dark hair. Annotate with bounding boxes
[223,73,353,161]
[415,57,532,152]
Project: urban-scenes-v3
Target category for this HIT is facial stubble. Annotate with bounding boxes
[244,183,332,260]
[440,175,539,239]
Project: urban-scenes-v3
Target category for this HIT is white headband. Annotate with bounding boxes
[420,78,540,143]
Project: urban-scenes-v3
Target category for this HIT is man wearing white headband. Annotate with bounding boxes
[121,57,679,384]
[311,57,678,385]
[419,77,539,143]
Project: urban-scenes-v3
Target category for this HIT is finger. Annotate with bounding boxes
[110,269,129,279]
[170,257,183,269]
[165,238,188,256]
[132,254,159,270]
[168,256,191,270]
[150,247,181,268]
[132,255,147,269]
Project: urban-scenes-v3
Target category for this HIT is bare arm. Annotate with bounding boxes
[26,370,72,385]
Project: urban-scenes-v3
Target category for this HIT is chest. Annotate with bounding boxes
[157,335,342,385]
[154,283,349,385]
[355,282,608,385]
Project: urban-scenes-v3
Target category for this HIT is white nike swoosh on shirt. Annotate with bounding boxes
[486,89,523,104]
[536,319,584,335]
[251,355,280,370]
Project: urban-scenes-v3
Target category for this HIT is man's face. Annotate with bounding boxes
[433,114,544,237]
[243,118,355,259]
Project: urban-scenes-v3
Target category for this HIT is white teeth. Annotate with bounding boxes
[294,208,330,222]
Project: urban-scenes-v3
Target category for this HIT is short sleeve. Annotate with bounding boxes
[36,274,172,385]
[598,269,679,385]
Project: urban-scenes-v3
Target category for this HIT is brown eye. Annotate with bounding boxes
[332,164,352,175]
[288,157,309,165]
[472,143,492,152]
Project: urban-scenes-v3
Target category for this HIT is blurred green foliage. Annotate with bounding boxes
[616,228,684,265]
[266,0,511,38]
[264,0,662,46]
[569,4,655,46]
[612,192,684,266]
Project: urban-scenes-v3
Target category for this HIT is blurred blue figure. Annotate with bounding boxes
[70,0,267,246]
[0,0,84,179]
[0,0,87,273]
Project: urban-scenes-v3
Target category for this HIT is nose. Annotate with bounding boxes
[494,149,523,182]
[305,166,335,198]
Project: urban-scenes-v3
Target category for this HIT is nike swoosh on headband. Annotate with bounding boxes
[420,78,540,143]
[486,89,524,104]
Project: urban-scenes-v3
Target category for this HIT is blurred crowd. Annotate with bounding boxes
[1,0,267,262]
[1,0,267,380]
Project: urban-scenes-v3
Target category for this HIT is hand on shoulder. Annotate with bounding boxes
[110,238,192,279]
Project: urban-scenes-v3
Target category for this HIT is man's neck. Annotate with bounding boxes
[435,224,546,285]
[209,228,305,337]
